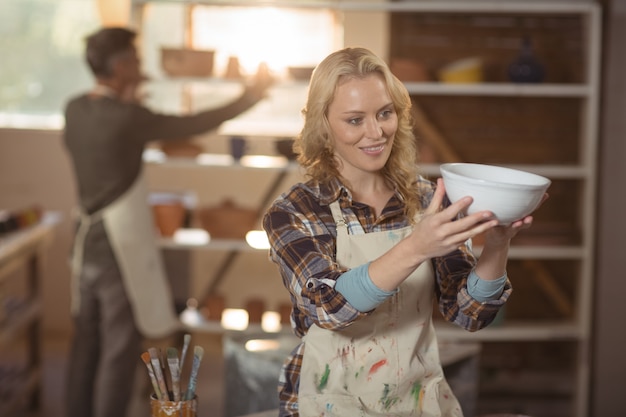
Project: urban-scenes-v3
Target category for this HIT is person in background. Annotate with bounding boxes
[63,27,271,417]
[263,47,544,416]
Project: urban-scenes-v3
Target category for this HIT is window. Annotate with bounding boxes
[0,1,339,129]
[140,4,340,79]
[139,4,339,132]
[0,0,100,128]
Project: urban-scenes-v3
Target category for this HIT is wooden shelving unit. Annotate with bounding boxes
[132,1,601,416]
[386,3,601,416]
[0,213,60,417]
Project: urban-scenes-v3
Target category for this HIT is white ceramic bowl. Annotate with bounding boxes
[439,163,551,225]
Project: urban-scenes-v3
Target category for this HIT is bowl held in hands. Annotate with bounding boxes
[440,163,550,225]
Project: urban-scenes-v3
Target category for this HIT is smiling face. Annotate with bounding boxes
[327,74,397,183]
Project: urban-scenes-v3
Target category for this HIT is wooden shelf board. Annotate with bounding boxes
[158,236,261,252]
[183,314,580,343]
[159,235,584,259]
[406,83,591,97]
[435,321,580,342]
[145,153,588,182]
[133,0,598,14]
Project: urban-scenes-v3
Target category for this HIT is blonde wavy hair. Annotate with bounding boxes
[294,47,422,221]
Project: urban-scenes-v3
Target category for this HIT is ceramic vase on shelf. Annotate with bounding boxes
[508,36,545,83]
[152,202,185,237]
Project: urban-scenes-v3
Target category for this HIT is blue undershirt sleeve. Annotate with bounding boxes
[335,263,397,312]
[467,269,507,302]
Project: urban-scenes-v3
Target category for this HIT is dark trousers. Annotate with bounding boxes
[66,226,143,417]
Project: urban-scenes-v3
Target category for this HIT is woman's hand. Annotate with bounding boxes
[370,181,546,291]
[408,178,499,261]
[482,192,549,249]
[369,178,499,292]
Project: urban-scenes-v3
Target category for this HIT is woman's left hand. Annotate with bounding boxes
[482,193,549,248]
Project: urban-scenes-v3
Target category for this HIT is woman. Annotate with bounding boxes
[263,47,537,416]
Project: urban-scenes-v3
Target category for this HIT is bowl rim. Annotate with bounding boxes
[439,162,551,190]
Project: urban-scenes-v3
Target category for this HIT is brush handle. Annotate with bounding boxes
[150,356,170,401]
[159,350,170,396]
[167,356,181,401]
[144,361,162,400]
[185,351,202,400]
[180,334,191,369]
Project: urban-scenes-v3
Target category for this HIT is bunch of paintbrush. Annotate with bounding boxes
[141,333,205,402]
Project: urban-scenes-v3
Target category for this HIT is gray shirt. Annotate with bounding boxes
[64,92,256,214]
[64,90,258,273]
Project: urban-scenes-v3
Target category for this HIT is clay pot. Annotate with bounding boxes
[245,299,266,324]
[197,200,257,239]
[275,139,298,160]
[152,202,185,237]
[278,303,292,325]
[287,66,315,81]
[160,140,203,158]
[161,47,214,77]
[203,294,226,322]
[224,56,242,79]
[390,58,430,81]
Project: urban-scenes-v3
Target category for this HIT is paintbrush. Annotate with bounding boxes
[149,347,170,401]
[159,348,171,397]
[166,347,182,401]
[184,346,204,401]
[141,351,162,400]
[180,333,191,371]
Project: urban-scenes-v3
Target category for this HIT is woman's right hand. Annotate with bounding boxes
[408,178,498,261]
[369,178,498,292]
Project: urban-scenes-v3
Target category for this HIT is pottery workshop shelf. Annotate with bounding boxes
[0,212,60,417]
[131,1,601,415]
[405,82,591,97]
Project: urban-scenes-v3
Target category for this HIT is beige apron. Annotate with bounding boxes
[70,171,181,338]
[298,201,462,417]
